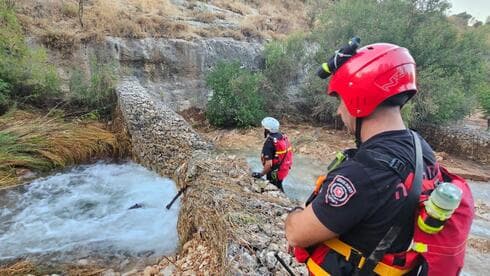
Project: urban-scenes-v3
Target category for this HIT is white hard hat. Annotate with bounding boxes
[261,117,280,133]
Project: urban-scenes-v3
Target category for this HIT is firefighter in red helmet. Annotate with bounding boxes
[284,39,474,275]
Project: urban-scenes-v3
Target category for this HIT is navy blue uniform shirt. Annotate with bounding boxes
[262,132,283,161]
[312,129,437,255]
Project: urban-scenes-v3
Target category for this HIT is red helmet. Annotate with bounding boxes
[327,43,417,118]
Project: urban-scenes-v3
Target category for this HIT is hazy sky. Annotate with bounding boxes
[448,0,489,22]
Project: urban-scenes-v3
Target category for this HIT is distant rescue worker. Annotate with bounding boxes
[285,38,474,275]
[252,117,293,192]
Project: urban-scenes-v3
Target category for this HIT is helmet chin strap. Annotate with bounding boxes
[264,129,270,139]
[355,118,362,148]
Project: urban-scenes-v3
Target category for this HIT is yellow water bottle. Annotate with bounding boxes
[417,182,463,234]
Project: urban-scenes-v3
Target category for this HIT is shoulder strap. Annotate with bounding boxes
[356,130,423,276]
[354,149,411,181]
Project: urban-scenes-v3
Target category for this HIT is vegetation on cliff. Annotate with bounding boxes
[206,0,489,128]
[303,0,489,127]
[0,1,127,188]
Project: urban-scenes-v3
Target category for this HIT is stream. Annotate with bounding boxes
[0,162,180,271]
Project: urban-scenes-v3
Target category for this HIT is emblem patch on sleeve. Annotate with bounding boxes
[325,175,356,207]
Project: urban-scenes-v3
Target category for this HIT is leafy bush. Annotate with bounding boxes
[69,56,117,118]
[206,61,265,127]
[261,33,306,116]
[0,1,61,114]
[304,0,488,126]
[0,79,10,114]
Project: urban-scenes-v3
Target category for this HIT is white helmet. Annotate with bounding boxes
[261,117,280,133]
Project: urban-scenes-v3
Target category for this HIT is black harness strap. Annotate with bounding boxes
[355,130,424,275]
[354,149,411,181]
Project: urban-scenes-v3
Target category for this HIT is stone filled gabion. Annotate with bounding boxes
[116,77,212,177]
[418,125,489,164]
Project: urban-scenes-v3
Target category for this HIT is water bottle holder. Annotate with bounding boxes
[418,209,446,234]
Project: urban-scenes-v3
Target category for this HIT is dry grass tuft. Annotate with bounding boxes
[0,260,107,276]
[240,12,301,39]
[40,29,78,51]
[14,0,310,43]
[193,11,217,23]
[0,261,36,276]
[197,27,245,40]
[0,110,123,188]
[213,0,251,16]
[61,2,79,18]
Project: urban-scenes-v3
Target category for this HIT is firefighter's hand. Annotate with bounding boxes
[251,172,262,178]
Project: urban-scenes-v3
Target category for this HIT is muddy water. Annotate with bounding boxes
[237,149,490,274]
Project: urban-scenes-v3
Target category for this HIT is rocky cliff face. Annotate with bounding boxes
[107,37,263,111]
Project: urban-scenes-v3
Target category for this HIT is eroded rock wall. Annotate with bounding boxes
[108,37,263,111]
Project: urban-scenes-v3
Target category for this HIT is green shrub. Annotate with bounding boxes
[0,79,10,114]
[303,0,488,126]
[69,55,117,118]
[206,61,265,127]
[0,1,61,114]
[261,33,306,116]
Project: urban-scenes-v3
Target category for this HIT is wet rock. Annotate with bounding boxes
[276,251,292,266]
[257,267,270,275]
[159,264,175,276]
[265,251,278,269]
[249,234,271,251]
[143,266,159,276]
[101,270,118,276]
[294,264,309,275]
[128,203,143,209]
[182,270,197,276]
[121,269,138,276]
[16,168,37,181]
[76,259,89,266]
[240,251,257,270]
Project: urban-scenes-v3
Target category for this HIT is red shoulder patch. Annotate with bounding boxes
[325,175,357,207]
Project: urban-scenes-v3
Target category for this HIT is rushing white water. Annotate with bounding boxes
[0,162,179,266]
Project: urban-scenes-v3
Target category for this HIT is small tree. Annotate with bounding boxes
[477,83,490,131]
[206,61,265,128]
